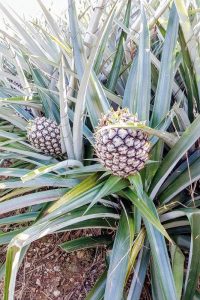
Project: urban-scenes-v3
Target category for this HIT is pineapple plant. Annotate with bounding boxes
[0,1,200,300]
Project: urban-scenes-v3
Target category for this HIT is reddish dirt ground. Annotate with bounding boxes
[0,231,106,300]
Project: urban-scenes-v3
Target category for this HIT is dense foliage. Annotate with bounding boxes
[0,0,200,299]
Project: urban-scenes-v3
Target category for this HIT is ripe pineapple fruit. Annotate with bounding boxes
[27,117,62,156]
[95,108,150,177]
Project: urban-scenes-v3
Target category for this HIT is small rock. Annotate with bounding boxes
[36,278,41,286]
[77,251,84,259]
[25,262,31,268]
[54,266,60,272]
[53,290,61,297]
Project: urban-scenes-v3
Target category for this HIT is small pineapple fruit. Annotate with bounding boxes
[95,108,150,177]
[27,117,62,156]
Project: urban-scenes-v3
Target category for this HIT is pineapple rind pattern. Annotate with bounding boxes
[95,109,150,177]
[27,117,62,156]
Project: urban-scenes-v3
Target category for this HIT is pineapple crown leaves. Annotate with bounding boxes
[96,108,143,128]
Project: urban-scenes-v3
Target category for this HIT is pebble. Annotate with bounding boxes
[36,279,41,286]
[25,262,31,268]
[77,251,84,259]
[53,290,61,297]
[54,266,60,272]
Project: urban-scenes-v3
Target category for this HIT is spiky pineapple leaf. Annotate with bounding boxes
[183,210,200,300]
[159,156,200,204]
[41,173,100,216]
[106,0,131,91]
[150,114,200,198]
[68,0,110,134]
[131,4,151,123]
[72,4,115,160]
[142,193,177,300]
[170,244,185,300]
[0,212,38,226]
[60,236,111,253]
[0,228,28,246]
[83,175,122,214]
[174,0,200,103]
[151,3,179,128]
[104,206,134,300]
[85,270,107,300]
[21,159,83,182]
[122,188,171,242]
[0,189,68,215]
[127,244,150,300]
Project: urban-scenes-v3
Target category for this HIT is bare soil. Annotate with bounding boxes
[0,230,106,300]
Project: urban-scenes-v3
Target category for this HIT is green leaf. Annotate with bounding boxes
[68,0,110,134]
[0,228,27,246]
[0,212,38,226]
[121,188,171,242]
[0,179,76,189]
[178,27,199,120]
[127,244,150,300]
[104,207,134,300]
[106,0,131,91]
[141,193,177,300]
[151,260,165,300]
[0,189,67,214]
[174,0,200,103]
[21,159,83,182]
[158,150,200,193]
[151,3,179,128]
[71,4,115,160]
[0,3,44,59]
[37,182,104,223]
[150,114,200,199]
[42,173,100,216]
[85,270,107,300]
[83,175,122,214]
[60,236,111,253]
[126,228,145,280]
[170,244,185,300]
[158,156,200,204]
[63,218,116,232]
[133,4,151,123]
[183,211,200,300]
[194,290,200,300]
[4,246,20,300]
[58,56,75,158]
[123,55,138,111]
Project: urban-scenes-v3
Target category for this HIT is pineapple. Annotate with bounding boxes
[95,108,150,177]
[27,117,62,156]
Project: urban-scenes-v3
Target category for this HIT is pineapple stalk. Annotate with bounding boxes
[84,0,107,56]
